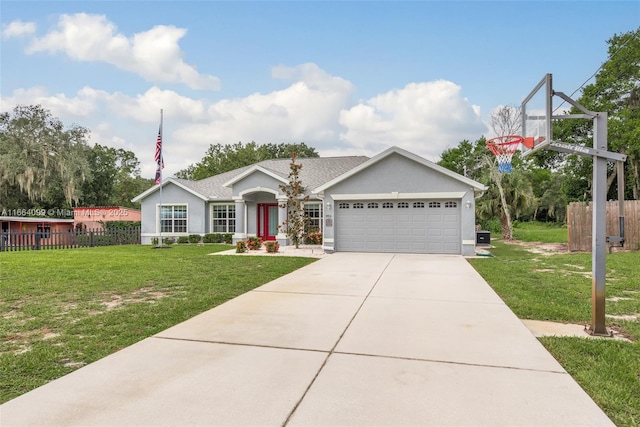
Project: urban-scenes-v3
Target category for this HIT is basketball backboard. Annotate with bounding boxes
[520,74,553,156]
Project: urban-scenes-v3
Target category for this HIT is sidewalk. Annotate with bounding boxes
[0,253,613,426]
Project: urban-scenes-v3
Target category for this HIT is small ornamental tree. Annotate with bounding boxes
[279,152,309,248]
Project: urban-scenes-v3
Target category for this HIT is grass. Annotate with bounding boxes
[469,241,640,426]
[512,220,568,243]
[0,244,316,404]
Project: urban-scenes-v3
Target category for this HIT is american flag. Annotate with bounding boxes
[154,124,164,185]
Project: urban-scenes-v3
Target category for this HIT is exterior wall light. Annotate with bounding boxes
[465,200,472,209]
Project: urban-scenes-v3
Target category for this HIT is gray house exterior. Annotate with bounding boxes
[132,146,487,256]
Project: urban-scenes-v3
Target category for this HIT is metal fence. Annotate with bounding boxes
[0,227,141,252]
[567,201,640,251]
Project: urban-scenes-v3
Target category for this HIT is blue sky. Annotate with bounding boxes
[1,1,638,178]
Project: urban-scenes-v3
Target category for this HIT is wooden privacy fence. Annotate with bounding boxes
[567,201,640,251]
[0,227,141,252]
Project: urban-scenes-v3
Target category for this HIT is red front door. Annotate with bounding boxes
[257,203,279,241]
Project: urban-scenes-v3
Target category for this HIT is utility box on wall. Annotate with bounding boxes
[476,231,490,245]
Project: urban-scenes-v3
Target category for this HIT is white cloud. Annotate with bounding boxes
[2,20,36,39]
[1,64,490,178]
[1,86,97,117]
[174,62,354,149]
[339,80,488,160]
[21,13,219,90]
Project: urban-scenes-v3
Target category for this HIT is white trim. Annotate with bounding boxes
[331,192,466,201]
[156,203,188,234]
[210,203,236,234]
[462,240,475,245]
[222,166,288,187]
[313,146,487,194]
[323,238,334,243]
[238,186,281,198]
[132,178,209,202]
[303,201,323,232]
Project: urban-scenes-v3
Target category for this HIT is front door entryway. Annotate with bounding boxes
[257,203,279,241]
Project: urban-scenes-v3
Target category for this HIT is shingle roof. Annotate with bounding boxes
[172,156,370,200]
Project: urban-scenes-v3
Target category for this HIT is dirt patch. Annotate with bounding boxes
[507,240,569,255]
[99,288,168,311]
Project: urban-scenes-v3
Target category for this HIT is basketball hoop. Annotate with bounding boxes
[486,135,523,173]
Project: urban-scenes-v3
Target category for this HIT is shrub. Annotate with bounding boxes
[162,237,175,245]
[202,233,234,244]
[477,218,501,234]
[177,236,189,244]
[203,233,223,243]
[265,241,280,253]
[151,237,158,246]
[236,241,247,253]
[305,231,322,245]
[188,234,201,244]
[246,236,263,250]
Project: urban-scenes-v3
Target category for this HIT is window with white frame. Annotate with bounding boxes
[398,202,409,208]
[413,202,425,208]
[367,202,379,209]
[338,202,350,209]
[353,202,364,209]
[160,205,187,233]
[382,202,394,208]
[212,204,236,233]
[445,201,458,208]
[428,202,441,208]
[304,203,322,232]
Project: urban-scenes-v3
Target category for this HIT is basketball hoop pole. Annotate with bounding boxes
[553,99,620,336]
[591,113,608,336]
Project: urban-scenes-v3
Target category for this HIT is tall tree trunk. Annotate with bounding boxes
[496,175,513,240]
[488,159,513,240]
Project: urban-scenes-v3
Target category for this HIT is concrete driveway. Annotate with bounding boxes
[1,253,613,426]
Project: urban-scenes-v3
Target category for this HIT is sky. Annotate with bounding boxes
[1,1,638,179]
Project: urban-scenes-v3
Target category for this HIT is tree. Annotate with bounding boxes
[0,105,91,207]
[176,141,319,180]
[485,105,536,239]
[279,153,308,248]
[80,144,152,207]
[553,28,640,200]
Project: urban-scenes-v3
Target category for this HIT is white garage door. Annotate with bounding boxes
[335,200,461,254]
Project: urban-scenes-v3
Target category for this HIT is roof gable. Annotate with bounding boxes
[222,165,289,188]
[314,146,487,194]
[131,178,209,203]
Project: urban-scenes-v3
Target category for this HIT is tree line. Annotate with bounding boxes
[0,105,153,212]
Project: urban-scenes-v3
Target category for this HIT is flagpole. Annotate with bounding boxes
[158,109,163,248]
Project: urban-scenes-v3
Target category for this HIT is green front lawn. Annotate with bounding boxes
[0,245,316,403]
[512,221,568,243]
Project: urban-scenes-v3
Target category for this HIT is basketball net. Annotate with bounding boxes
[486,135,523,173]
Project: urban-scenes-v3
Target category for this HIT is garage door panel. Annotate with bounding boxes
[427,228,442,237]
[412,228,426,237]
[443,229,459,237]
[336,200,461,254]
